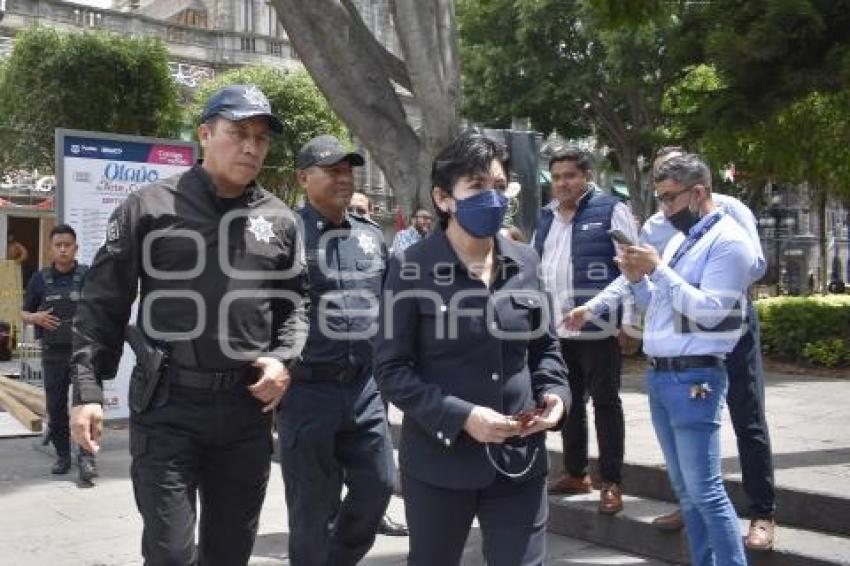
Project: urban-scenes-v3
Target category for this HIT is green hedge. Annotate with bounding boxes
[756,295,850,367]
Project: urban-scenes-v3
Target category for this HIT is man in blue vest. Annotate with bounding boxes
[533,148,638,514]
[22,224,96,484]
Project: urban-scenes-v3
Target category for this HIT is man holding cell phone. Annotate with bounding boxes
[531,147,639,514]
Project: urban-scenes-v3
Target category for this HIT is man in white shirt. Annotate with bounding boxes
[532,147,638,514]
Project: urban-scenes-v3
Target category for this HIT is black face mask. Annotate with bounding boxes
[667,205,700,234]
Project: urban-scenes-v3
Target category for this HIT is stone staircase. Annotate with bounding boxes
[545,454,850,565]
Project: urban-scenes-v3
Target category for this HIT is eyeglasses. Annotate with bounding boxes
[654,186,692,205]
[348,206,368,215]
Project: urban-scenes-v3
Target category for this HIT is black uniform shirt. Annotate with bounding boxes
[23,264,82,340]
[72,165,309,404]
[298,203,387,368]
[374,227,570,489]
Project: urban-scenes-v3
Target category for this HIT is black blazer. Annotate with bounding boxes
[374,228,570,490]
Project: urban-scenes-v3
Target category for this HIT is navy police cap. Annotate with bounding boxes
[296,135,364,169]
[200,84,283,134]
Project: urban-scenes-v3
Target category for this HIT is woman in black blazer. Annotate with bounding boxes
[375,131,571,566]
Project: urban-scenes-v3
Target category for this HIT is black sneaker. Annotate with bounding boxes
[78,454,98,484]
[51,455,71,475]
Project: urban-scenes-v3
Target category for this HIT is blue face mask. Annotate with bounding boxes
[454,189,508,239]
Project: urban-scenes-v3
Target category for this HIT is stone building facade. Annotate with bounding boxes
[0,0,401,222]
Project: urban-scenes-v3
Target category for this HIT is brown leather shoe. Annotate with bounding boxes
[599,483,624,514]
[746,518,776,551]
[548,473,592,494]
[652,508,684,531]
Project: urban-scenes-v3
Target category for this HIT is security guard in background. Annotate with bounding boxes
[21,224,96,483]
[277,135,395,566]
[70,85,309,566]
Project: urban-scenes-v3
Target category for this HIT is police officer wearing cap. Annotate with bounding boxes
[277,135,395,566]
[70,84,309,565]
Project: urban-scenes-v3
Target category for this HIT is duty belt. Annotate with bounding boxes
[648,355,723,372]
[166,365,259,391]
[291,361,360,383]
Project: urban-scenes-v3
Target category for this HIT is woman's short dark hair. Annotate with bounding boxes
[431,130,507,227]
[548,147,592,172]
[50,224,77,241]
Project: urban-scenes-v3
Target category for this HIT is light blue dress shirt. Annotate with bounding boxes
[585,193,765,318]
[641,193,765,281]
[629,210,755,357]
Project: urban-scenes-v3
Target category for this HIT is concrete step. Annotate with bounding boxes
[547,452,850,538]
[387,420,850,537]
[547,491,850,566]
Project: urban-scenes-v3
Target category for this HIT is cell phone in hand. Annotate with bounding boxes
[608,229,634,246]
[513,406,545,426]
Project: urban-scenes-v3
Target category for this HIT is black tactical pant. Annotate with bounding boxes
[42,348,74,458]
[277,371,395,566]
[43,346,94,464]
[130,379,272,566]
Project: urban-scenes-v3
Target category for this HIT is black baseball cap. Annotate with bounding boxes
[200,84,283,134]
[296,135,364,169]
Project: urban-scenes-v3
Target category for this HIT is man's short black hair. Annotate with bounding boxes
[431,130,507,227]
[50,224,77,241]
[549,147,592,173]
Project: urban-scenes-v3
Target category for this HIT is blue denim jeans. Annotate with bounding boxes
[647,366,747,566]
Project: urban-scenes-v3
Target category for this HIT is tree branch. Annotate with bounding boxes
[393,0,458,148]
[272,0,423,209]
[340,0,412,92]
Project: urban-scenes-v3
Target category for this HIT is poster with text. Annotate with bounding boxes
[56,130,197,420]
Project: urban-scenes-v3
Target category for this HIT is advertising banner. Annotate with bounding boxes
[55,129,197,419]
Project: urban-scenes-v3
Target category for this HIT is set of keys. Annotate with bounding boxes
[689,382,712,400]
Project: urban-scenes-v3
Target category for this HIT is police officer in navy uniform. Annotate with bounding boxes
[374,131,571,565]
[22,224,96,483]
[69,85,309,565]
[277,135,395,566]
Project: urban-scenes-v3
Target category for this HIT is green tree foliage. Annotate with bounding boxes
[458,0,683,218]
[191,65,347,205]
[665,54,850,289]
[0,27,181,170]
[673,0,850,132]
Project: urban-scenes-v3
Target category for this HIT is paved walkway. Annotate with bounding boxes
[1,358,847,564]
[0,430,665,565]
[550,365,850,501]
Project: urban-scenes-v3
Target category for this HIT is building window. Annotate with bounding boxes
[267,40,283,56]
[240,37,256,52]
[74,8,104,28]
[177,9,207,28]
[243,0,254,33]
